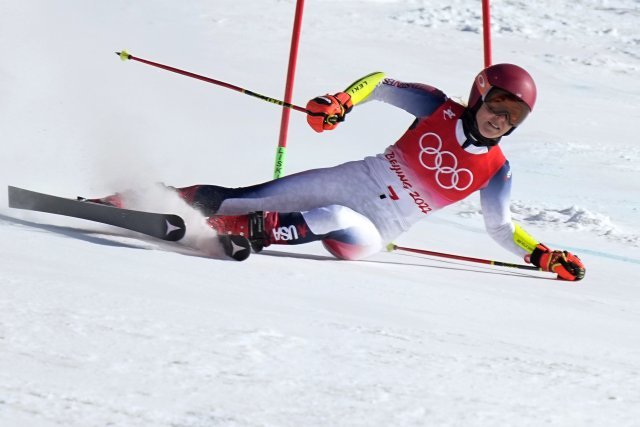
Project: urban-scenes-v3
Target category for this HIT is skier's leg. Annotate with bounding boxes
[290,205,382,260]
[174,161,383,216]
[208,205,383,260]
[175,172,333,216]
[175,184,238,216]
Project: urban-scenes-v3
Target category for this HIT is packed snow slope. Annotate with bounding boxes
[1,1,639,426]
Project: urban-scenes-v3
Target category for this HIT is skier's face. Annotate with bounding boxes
[475,102,513,139]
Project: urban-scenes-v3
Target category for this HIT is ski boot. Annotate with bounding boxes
[206,211,269,253]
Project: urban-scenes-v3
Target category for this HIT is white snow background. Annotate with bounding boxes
[1,0,640,425]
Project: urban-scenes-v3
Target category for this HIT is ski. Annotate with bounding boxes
[217,234,252,262]
[8,186,187,241]
[7,186,252,261]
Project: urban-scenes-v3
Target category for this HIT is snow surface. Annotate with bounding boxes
[1,0,640,426]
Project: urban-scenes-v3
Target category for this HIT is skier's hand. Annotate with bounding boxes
[527,243,586,281]
[306,92,353,133]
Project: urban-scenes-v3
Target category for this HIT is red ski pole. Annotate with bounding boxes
[387,243,544,272]
[116,50,308,114]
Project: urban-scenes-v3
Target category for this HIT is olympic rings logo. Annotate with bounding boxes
[418,132,474,191]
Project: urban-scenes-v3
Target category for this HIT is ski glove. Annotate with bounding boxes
[306,92,353,133]
[528,243,586,281]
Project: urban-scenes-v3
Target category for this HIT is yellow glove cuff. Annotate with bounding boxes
[513,223,539,253]
[343,72,386,105]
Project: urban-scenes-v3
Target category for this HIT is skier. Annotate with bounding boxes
[93,63,585,280]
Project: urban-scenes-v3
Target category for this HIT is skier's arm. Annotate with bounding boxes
[479,162,585,281]
[360,77,448,118]
[305,72,386,133]
[479,161,531,257]
[305,75,447,132]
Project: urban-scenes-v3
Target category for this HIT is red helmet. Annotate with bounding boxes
[468,63,537,112]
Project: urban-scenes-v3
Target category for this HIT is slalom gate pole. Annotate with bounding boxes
[482,0,493,67]
[115,51,308,114]
[274,0,305,179]
[387,243,544,272]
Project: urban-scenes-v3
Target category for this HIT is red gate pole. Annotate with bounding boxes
[273,0,305,179]
[482,0,492,67]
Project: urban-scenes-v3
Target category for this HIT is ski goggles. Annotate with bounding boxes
[483,88,531,127]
